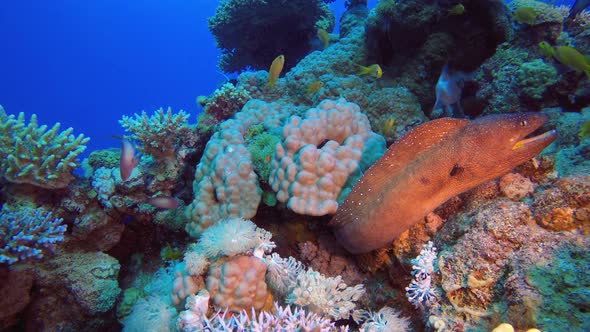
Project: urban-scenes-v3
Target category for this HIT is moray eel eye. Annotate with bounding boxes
[519,120,528,126]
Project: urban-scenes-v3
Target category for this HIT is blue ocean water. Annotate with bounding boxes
[0,0,379,156]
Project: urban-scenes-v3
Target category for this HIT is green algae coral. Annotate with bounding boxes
[246,130,280,184]
[516,59,559,100]
[510,0,567,25]
[0,105,90,189]
[525,245,590,331]
[86,148,120,170]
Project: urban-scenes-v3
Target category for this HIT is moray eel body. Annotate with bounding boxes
[330,113,557,254]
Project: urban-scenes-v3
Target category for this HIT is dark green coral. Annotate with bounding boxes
[365,0,512,111]
[525,246,590,331]
[246,129,281,184]
[209,0,334,72]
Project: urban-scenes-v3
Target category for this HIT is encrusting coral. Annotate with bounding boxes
[0,105,89,189]
[208,0,334,72]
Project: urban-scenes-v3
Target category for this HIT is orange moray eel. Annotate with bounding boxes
[330,113,557,254]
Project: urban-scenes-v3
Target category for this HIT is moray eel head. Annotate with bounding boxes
[464,113,557,178]
[331,112,556,254]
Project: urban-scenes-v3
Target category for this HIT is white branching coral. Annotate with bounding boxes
[179,303,349,332]
[286,268,365,321]
[119,107,194,160]
[183,250,209,276]
[406,241,439,309]
[194,218,275,259]
[360,306,411,332]
[0,106,89,189]
[265,253,305,296]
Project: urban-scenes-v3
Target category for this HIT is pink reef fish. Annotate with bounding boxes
[120,140,140,181]
[147,196,179,209]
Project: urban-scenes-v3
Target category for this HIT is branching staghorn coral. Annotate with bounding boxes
[0,105,89,189]
[286,268,366,321]
[119,107,195,160]
[0,207,66,265]
[178,300,349,331]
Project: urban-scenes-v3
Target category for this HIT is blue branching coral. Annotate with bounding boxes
[0,208,67,265]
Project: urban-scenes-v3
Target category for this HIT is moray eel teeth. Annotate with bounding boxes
[331,113,557,254]
[513,129,558,150]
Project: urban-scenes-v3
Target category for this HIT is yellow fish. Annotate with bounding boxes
[267,55,285,87]
[554,46,590,79]
[317,29,330,49]
[538,41,555,61]
[579,120,590,139]
[448,4,465,16]
[379,117,396,137]
[357,64,383,79]
[513,7,537,25]
[306,81,324,95]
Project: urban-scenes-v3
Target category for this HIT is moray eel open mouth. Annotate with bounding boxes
[512,129,558,151]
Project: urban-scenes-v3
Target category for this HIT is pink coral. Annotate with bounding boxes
[205,255,271,313]
[269,98,384,216]
[172,270,203,306]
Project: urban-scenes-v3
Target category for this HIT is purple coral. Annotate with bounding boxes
[0,209,67,265]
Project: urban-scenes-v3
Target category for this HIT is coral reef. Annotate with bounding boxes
[474,0,590,115]
[183,99,292,237]
[0,106,89,189]
[421,184,589,331]
[208,0,334,72]
[4,0,590,330]
[38,252,121,315]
